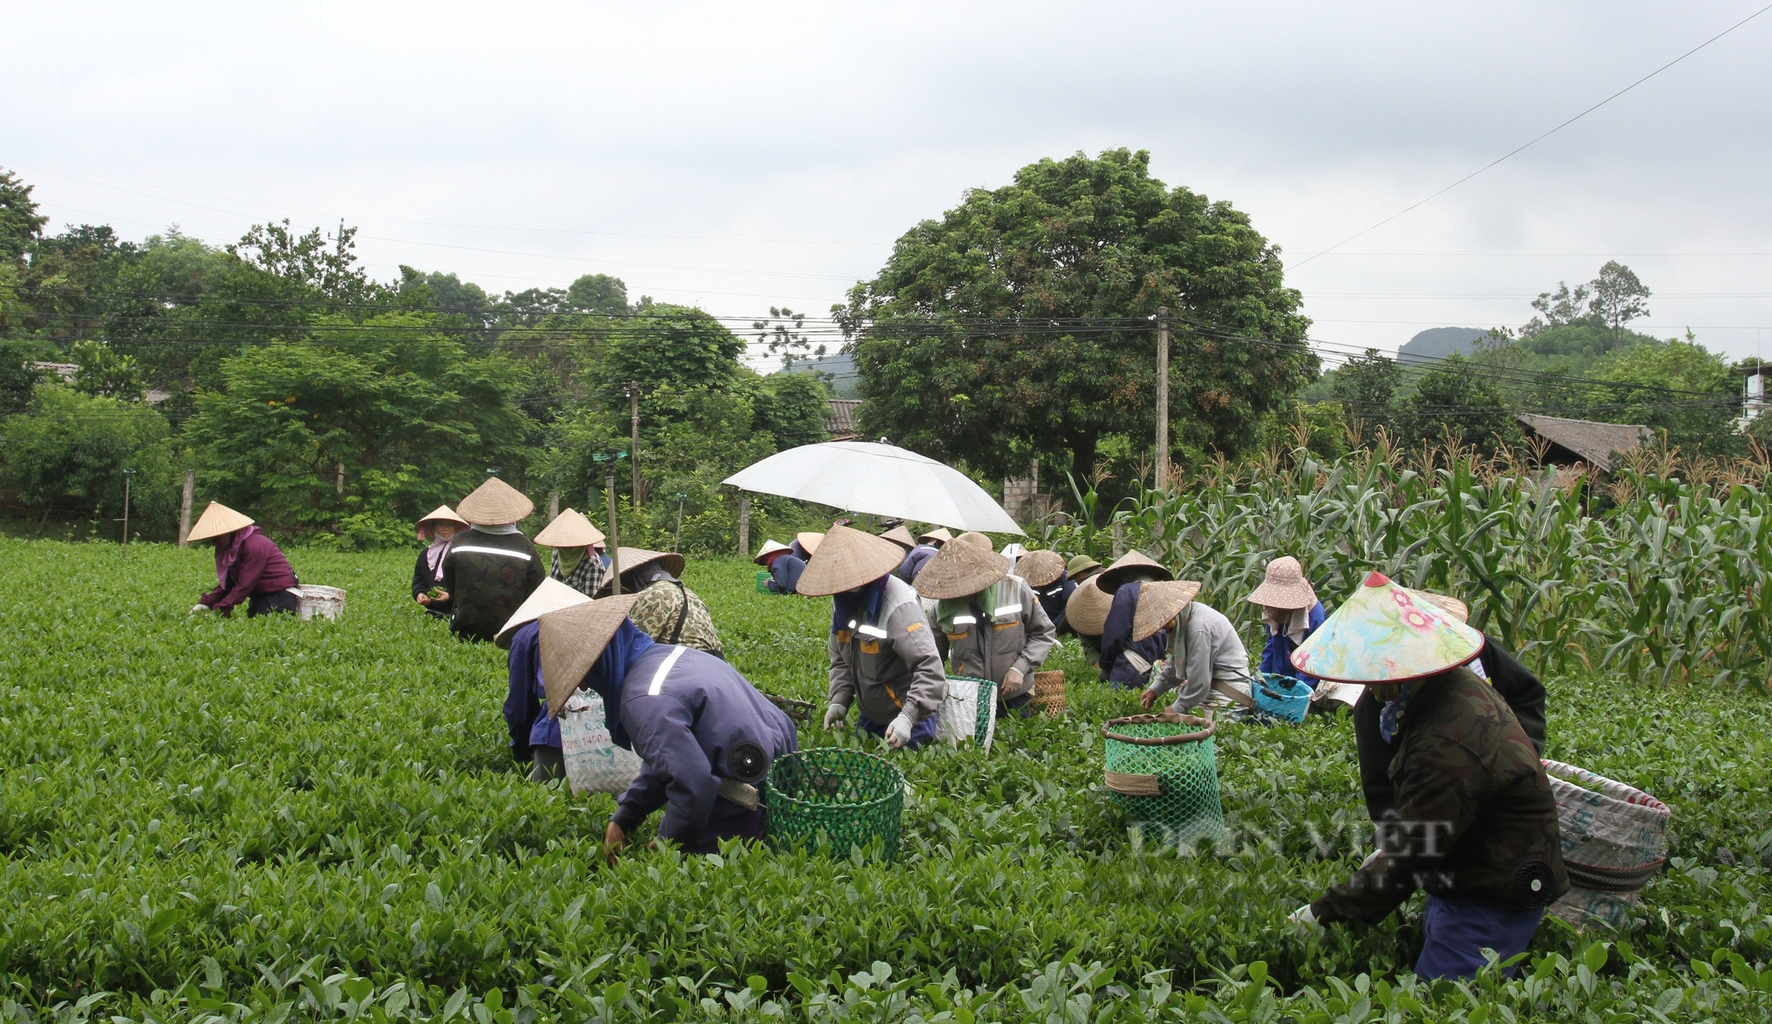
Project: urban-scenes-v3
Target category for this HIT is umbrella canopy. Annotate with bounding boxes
[722,441,1023,535]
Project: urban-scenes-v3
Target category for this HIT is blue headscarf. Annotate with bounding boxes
[831,574,890,634]
[579,618,656,749]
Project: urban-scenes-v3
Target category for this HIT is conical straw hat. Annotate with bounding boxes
[1132,580,1203,642]
[796,524,906,597]
[917,527,953,546]
[1096,550,1173,591]
[1246,555,1318,610]
[538,594,640,718]
[594,547,687,596]
[954,531,993,552]
[914,535,1010,599]
[753,539,790,565]
[533,508,605,548]
[1064,576,1112,635]
[185,501,254,542]
[1405,589,1469,624]
[796,532,825,555]
[880,525,917,551]
[495,577,593,648]
[1291,571,1485,684]
[457,477,534,526]
[417,504,469,528]
[1018,550,1066,587]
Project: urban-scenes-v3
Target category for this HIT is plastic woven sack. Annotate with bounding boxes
[765,747,905,862]
[1543,759,1670,930]
[937,676,998,752]
[1253,674,1312,724]
[557,692,643,795]
[1101,711,1224,846]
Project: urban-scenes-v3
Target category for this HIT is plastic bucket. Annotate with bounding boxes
[765,747,905,862]
[295,585,346,621]
[1254,673,1312,723]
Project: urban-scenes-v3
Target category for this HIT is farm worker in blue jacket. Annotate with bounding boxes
[915,535,1056,714]
[1095,551,1174,687]
[496,578,595,780]
[754,539,805,594]
[1016,550,1074,632]
[798,524,949,750]
[1245,555,1328,684]
[537,594,798,856]
[894,527,948,582]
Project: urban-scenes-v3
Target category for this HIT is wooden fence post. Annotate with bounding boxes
[178,469,195,547]
[737,493,751,558]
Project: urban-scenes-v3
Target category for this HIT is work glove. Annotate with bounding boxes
[190,603,210,614]
[884,713,915,749]
[1002,668,1024,696]
[823,704,847,731]
[1138,686,1161,710]
[1287,903,1323,935]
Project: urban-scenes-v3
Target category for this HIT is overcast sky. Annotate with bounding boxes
[8,1,1772,367]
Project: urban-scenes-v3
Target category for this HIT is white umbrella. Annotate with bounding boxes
[723,441,1025,535]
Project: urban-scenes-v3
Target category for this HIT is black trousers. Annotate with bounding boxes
[530,745,567,782]
[247,590,300,617]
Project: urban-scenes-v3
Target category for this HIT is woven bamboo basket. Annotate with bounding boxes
[1031,670,1067,717]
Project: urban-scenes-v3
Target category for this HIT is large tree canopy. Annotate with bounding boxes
[838,148,1314,482]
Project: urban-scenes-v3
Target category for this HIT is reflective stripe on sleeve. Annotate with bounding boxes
[647,645,688,696]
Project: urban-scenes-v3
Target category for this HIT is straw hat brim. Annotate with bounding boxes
[1018,550,1066,587]
[495,577,593,648]
[1132,581,1203,642]
[1291,572,1485,684]
[593,547,688,596]
[1097,550,1173,591]
[1246,561,1318,610]
[917,528,953,546]
[880,525,917,551]
[533,508,605,548]
[796,532,825,555]
[457,477,534,526]
[538,594,641,718]
[796,524,906,596]
[417,504,470,528]
[1064,577,1113,635]
[753,540,790,565]
[914,538,1010,600]
[954,531,994,552]
[1065,555,1101,579]
[185,502,254,542]
[1405,589,1469,624]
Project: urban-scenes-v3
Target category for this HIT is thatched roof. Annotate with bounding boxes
[1517,414,1651,472]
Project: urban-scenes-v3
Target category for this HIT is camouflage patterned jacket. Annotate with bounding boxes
[627,579,723,657]
[1312,666,1569,924]
[441,528,546,643]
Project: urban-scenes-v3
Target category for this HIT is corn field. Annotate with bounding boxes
[1052,441,1772,691]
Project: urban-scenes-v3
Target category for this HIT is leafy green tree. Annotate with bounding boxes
[1585,336,1738,457]
[0,384,177,523]
[1524,281,1592,336]
[229,219,377,304]
[0,168,47,262]
[601,304,745,412]
[70,340,144,401]
[1329,348,1404,441]
[838,148,1313,482]
[1587,260,1651,347]
[1399,354,1519,454]
[183,313,528,533]
[19,224,139,342]
[566,274,629,316]
[0,338,43,414]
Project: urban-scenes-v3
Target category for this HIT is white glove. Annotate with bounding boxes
[823,704,847,731]
[884,713,915,749]
[1003,668,1024,695]
[1287,904,1323,934]
[190,603,210,614]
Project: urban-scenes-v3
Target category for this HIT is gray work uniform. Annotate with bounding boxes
[923,575,1056,700]
[828,576,948,727]
[1146,601,1252,711]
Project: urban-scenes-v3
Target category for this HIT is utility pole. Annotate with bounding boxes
[1155,306,1170,493]
[737,494,751,558]
[178,468,195,547]
[120,469,136,549]
[593,450,627,594]
[672,492,686,552]
[625,380,641,509]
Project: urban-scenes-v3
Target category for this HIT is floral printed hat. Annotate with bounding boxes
[1290,571,1484,683]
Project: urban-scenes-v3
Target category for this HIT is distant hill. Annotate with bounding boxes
[778,350,858,397]
[1398,327,1488,364]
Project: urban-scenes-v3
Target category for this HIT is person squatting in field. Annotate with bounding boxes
[598,547,723,657]
[799,524,949,750]
[915,532,1056,716]
[533,594,798,855]
[1094,551,1179,689]
[442,477,547,643]
[186,501,301,618]
[1288,572,1568,980]
[754,538,807,595]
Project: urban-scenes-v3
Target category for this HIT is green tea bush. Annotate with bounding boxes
[0,539,1767,1022]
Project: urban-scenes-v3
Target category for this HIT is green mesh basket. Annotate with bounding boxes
[764,747,906,862]
[1101,711,1224,847]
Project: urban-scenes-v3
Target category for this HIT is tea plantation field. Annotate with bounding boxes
[1,537,1769,1022]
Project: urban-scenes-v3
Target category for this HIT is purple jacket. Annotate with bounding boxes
[199,528,297,616]
[896,544,939,582]
[503,620,556,759]
[609,645,799,843]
